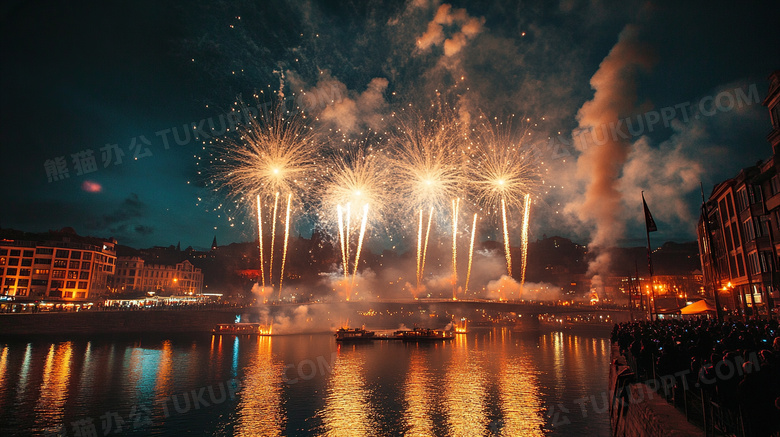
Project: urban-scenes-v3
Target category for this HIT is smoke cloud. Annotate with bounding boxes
[287,70,389,135]
[415,4,485,58]
[251,283,274,301]
[485,275,563,301]
[567,24,656,284]
[256,304,339,335]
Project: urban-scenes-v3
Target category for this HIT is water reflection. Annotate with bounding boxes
[0,345,8,413]
[123,346,146,407]
[0,330,611,436]
[155,340,173,397]
[235,336,283,436]
[498,331,545,436]
[0,346,8,391]
[404,346,436,435]
[33,342,73,433]
[15,344,32,408]
[319,344,376,436]
[445,334,488,436]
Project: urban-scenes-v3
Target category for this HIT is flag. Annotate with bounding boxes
[642,193,657,232]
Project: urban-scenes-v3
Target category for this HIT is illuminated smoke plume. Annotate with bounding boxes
[569,25,655,289]
[287,71,389,135]
[415,4,485,58]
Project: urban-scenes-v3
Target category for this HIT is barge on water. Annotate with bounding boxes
[213,323,273,336]
[335,327,454,342]
[335,327,376,342]
[400,327,454,341]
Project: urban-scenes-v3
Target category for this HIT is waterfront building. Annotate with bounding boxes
[698,71,780,318]
[112,257,203,295]
[0,228,116,300]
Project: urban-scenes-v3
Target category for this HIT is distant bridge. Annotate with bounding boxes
[259,298,629,316]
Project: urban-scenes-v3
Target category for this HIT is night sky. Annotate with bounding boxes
[1,0,778,250]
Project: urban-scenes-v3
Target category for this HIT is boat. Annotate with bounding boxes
[401,327,454,342]
[213,323,273,336]
[335,327,376,342]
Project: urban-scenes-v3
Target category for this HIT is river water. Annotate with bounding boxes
[0,328,612,436]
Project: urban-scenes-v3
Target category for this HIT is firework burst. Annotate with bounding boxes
[389,109,468,294]
[209,100,319,299]
[468,116,540,213]
[211,102,319,205]
[319,143,391,300]
[468,116,541,279]
[390,110,467,214]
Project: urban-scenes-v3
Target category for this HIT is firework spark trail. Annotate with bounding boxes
[465,213,478,294]
[416,208,423,289]
[256,195,266,289]
[345,203,351,276]
[278,193,292,301]
[337,204,348,280]
[502,198,512,277]
[451,198,460,300]
[350,204,370,300]
[420,206,434,291]
[520,193,531,292]
[207,99,318,299]
[268,192,279,288]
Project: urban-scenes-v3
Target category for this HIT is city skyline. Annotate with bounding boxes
[1,3,779,436]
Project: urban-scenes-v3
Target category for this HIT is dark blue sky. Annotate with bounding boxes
[1,0,778,250]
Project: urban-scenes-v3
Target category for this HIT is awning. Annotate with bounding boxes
[680,299,717,315]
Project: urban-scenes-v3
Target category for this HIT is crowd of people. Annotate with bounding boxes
[612,318,780,436]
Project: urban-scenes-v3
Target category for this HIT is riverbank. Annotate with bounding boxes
[0,309,238,337]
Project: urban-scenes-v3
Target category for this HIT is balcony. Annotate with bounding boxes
[766,190,780,211]
[768,129,780,150]
[754,235,772,250]
[750,202,766,216]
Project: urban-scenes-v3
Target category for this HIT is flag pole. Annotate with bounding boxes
[643,191,657,321]
[627,271,633,322]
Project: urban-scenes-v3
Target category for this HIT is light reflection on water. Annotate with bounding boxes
[317,343,377,436]
[34,342,73,434]
[445,335,489,436]
[0,329,610,436]
[498,333,546,436]
[236,337,283,436]
[404,346,435,436]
